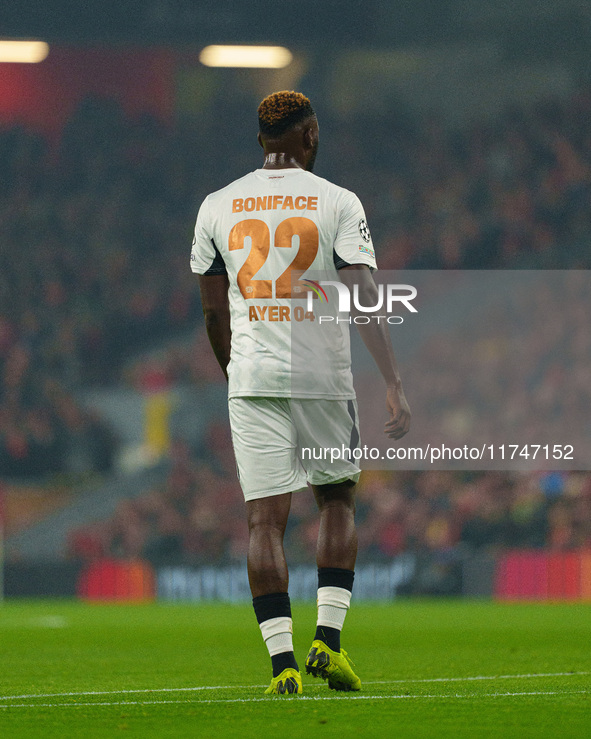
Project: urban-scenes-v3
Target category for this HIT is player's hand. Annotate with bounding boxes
[384,385,411,439]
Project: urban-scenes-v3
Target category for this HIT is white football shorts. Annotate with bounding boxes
[228,397,362,501]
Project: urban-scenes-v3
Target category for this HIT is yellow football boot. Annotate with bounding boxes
[305,640,361,691]
[264,668,303,695]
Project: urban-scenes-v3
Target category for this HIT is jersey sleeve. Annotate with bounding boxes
[333,190,377,271]
[190,197,227,276]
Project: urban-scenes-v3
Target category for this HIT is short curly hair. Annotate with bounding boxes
[258,91,316,137]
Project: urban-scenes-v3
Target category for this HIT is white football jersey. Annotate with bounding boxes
[191,167,377,399]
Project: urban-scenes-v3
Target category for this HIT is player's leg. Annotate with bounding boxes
[313,479,357,652]
[315,479,357,572]
[229,397,306,694]
[291,398,362,691]
[247,493,292,598]
[304,479,361,691]
[247,493,300,693]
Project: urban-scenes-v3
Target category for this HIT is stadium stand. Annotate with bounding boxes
[3,85,591,565]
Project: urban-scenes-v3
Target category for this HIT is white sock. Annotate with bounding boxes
[317,586,352,631]
[259,616,294,657]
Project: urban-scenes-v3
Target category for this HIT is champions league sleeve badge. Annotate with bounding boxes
[358,218,372,243]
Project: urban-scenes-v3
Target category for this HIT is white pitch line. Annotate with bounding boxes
[363,671,590,686]
[0,689,588,709]
[0,671,588,704]
[0,685,260,702]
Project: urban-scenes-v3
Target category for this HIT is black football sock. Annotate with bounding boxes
[271,651,298,677]
[314,624,341,652]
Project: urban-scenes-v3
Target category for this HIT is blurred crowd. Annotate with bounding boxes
[67,432,591,566]
[324,88,591,270]
[3,84,591,496]
[125,87,591,389]
[0,98,205,477]
[358,271,591,459]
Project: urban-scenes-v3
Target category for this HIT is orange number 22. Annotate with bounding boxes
[228,217,318,299]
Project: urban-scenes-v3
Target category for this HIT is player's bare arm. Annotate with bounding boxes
[197,273,231,381]
[339,264,411,440]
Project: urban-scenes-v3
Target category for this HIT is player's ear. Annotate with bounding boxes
[304,123,319,151]
[257,132,264,149]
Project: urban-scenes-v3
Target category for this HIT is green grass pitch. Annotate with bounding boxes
[0,599,589,738]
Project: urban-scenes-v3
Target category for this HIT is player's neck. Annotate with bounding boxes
[262,153,303,170]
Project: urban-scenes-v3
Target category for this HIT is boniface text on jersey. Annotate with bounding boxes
[232,195,318,212]
[303,281,418,324]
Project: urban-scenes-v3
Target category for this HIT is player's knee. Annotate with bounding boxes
[314,480,356,512]
[246,496,290,534]
[247,516,286,538]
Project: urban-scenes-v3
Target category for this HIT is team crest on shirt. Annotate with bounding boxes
[358,218,371,243]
